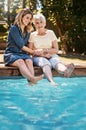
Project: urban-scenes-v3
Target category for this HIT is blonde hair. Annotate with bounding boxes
[14,8,33,32]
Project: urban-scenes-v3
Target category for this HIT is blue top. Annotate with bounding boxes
[5,25,29,54]
[4,25,32,65]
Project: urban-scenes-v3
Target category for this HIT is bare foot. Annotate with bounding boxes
[50,81,59,86]
[30,74,44,84]
[64,63,74,77]
[27,79,34,86]
[28,81,34,86]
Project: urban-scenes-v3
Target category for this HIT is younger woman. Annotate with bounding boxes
[4,9,43,84]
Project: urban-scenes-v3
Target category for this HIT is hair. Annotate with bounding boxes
[33,13,46,24]
[14,8,33,32]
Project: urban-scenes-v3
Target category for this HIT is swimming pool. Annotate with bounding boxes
[0,76,86,130]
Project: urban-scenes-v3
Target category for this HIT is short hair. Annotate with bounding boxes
[33,14,46,23]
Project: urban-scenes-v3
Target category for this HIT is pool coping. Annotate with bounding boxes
[0,63,86,77]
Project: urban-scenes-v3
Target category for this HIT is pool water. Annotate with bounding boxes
[0,77,86,130]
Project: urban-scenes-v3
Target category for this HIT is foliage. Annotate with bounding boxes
[40,0,86,54]
[0,25,8,33]
[0,0,85,54]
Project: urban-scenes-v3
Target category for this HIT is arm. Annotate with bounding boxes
[43,40,58,55]
[29,42,46,56]
[22,46,34,54]
[10,26,34,54]
[29,31,59,57]
[29,40,58,57]
[38,40,59,58]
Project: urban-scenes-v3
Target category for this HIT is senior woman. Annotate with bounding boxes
[29,14,74,86]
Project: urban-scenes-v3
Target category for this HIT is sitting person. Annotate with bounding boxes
[4,9,43,84]
[29,13,74,86]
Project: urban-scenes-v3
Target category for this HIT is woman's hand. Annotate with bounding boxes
[44,53,52,59]
[34,49,51,59]
[33,49,44,56]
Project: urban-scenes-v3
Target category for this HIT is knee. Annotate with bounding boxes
[17,59,24,64]
[25,59,33,65]
[42,64,51,72]
[16,59,25,67]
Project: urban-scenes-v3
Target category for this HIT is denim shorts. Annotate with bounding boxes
[33,54,61,69]
[4,53,33,66]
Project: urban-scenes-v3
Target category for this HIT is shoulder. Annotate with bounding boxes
[10,25,18,29]
[9,25,19,32]
[46,29,57,39]
[30,31,37,36]
[46,29,56,36]
[30,31,37,34]
[46,29,54,34]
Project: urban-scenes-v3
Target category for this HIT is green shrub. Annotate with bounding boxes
[0,25,7,33]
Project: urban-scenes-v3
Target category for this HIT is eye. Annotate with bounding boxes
[36,22,39,24]
[26,17,30,19]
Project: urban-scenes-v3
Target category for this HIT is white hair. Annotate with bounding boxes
[33,14,46,23]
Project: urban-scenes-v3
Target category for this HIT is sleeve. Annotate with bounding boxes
[50,30,58,42]
[10,26,25,49]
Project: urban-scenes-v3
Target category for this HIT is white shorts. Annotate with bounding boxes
[33,54,61,69]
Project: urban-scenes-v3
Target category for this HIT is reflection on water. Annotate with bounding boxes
[0,77,86,130]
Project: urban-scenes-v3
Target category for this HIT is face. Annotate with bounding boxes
[22,14,32,26]
[34,19,46,30]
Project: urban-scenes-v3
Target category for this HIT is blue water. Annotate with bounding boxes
[0,76,86,130]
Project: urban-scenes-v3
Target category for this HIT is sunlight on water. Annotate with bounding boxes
[0,77,86,130]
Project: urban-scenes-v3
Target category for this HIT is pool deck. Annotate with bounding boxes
[0,62,86,77]
[0,53,86,77]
